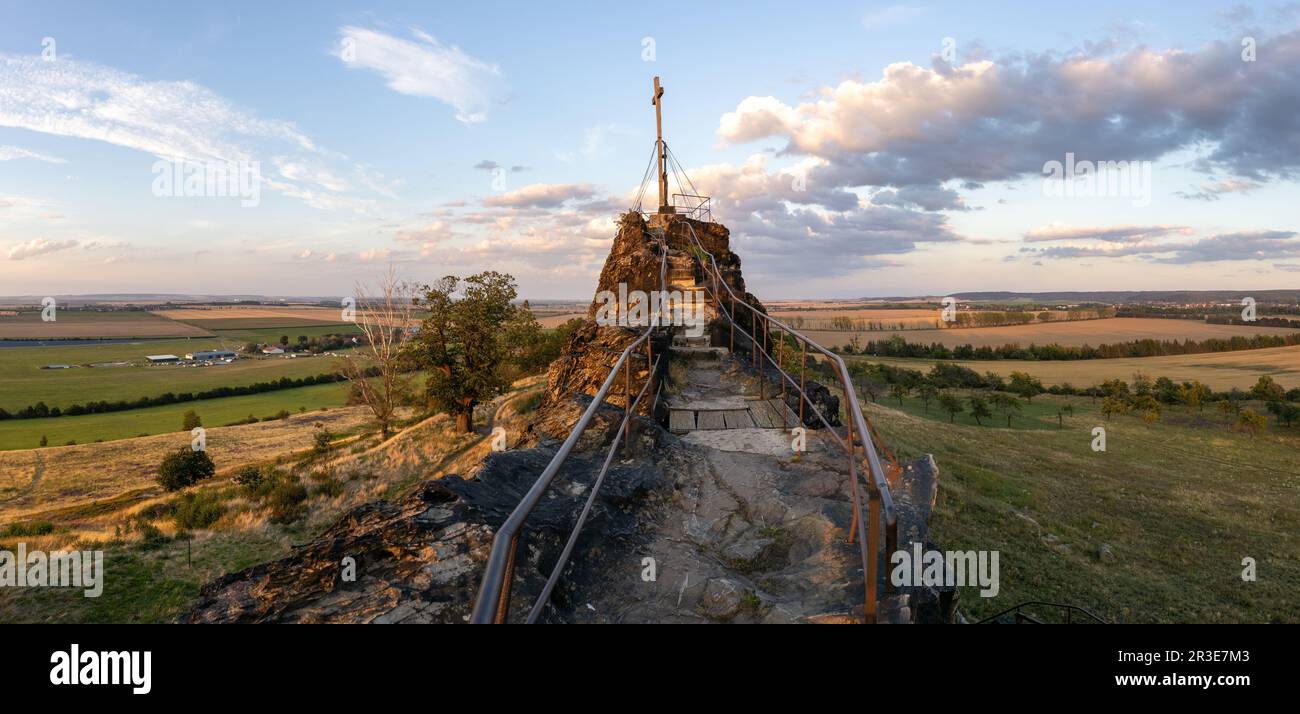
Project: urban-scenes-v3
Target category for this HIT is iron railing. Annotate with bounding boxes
[470,230,669,624]
[680,221,900,623]
[671,193,712,222]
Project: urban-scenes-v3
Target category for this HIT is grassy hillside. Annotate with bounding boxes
[863,393,1300,623]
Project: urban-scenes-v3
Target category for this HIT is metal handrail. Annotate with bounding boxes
[470,230,668,624]
[679,221,899,622]
[976,601,1107,624]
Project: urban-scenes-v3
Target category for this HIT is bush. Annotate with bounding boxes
[182,410,202,431]
[266,477,308,524]
[172,491,226,530]
[157,447,216,491]
[312,426,334,455]
[310,477,344,498]
[233,465,265,491]
[1,521,55,537]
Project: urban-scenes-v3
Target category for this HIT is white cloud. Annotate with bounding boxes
[336,26,507,124]
[483,183,597,208]
[7,237,78,260]
[0,145,65,163]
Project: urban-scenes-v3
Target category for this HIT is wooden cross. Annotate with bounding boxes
[652,76,669,213]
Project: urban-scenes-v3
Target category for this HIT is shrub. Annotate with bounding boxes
[515,391,543,414]
[312,426,334,455]
[172,491,227,530]
[157,447,216,491]
[1,521,55,537]
[182,410,202,431]
[310,477,344,498]
[266,477,308,524]
[233,465,265,491]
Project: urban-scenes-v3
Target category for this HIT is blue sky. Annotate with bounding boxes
[1,1,1298,299]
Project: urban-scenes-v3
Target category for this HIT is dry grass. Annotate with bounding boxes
[0,406,376,525]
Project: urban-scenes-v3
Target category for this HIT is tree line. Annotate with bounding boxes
[0,369,377,421]
[847,332,1300,361]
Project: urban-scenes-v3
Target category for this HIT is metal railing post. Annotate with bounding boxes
[867,491,881,623]
[624,358,631,454]
[799,342,806,424]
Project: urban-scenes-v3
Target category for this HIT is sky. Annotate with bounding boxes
[0,0,1298,300]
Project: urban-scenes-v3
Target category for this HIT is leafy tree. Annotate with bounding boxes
[39,434,47,447]
[1131,394,1162,425]
[989,392,1022,427]
[182,410,202,431]
[1251,375,1286,403]
[917,384,938,413]
[938,393,964,423]
[1008,371,1045,402]
[889,383,907,405]
[967,394,992,425]
[410,271,538,432]
[1100,396,1128,421]
[1236,408,1266,436]
[157,447,216,491]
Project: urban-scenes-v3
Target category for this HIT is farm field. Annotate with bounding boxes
[0,381,351,451]
[848,342,1300,391]
[0,339,353,412]
[860,394,1300,623]
[807,317,1300,350]
[770,307,945,330]
[0,311,212,339]
[538,311,585,328]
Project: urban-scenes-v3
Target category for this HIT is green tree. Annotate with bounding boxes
[157,447,216,491]
[917,384,938,413]
[989,392,1022,427]
[1008,371,1045,402]
[889,383,907,406]
[182,410,202,431]
[967,394,992,426]
[410,271,539,432]
[938,393,964,423]
[1251,375,1286,403]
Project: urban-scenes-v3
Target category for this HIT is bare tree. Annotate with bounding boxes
[336,266,417,439]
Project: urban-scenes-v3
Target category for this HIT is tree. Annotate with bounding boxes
[989,392,1022,427]
[889,383,907,406]
[917,384,938,413]
[336,266,418,439]
[1008,371,1045,402]
[1177,380,1211,412]
[409,271,538,433]
[1100,396,1127,421]
[939,393,964,423]
[279,334,289,345]
[1236,408,1266,436]
[967,394,992,425]
[157,447,216,491]
[182,410,202,431]
[1131,394,1161,425]
[1251,375,1286,403]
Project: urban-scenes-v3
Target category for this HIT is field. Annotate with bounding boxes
[861,394,1300,623]
[0,311,212,339]
[804,317,1299,350]
[209,324,361,343]
[0,382,351,450]
[770,307,945,330]
[0,338,351,413]
[151,306,348,325]
[849,343,1300,391]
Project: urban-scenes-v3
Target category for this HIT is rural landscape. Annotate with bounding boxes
[2,0,1298,657]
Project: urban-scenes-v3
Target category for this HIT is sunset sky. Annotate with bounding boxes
[1,1,1298,300]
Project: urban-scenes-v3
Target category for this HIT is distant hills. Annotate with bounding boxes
[942,290,1300,304]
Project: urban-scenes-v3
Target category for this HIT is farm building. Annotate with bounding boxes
[146,354,180,363]
[42,364,72,369]
[261,346,285,354]
[186,350,238,360]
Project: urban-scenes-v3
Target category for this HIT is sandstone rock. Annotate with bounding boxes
[699,577,744,620]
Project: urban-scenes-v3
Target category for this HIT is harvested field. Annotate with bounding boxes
[0,311,212,339]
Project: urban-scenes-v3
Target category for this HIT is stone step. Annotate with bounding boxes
[669,345,729,360]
